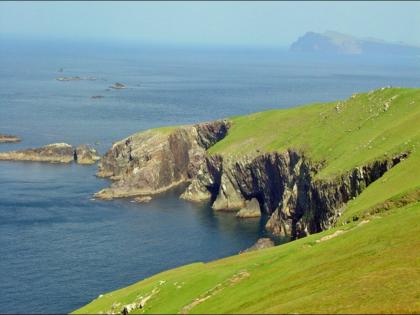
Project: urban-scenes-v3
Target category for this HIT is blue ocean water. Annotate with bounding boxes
[0,39,419,313]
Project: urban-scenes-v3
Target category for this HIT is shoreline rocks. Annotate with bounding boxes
[0,134,21,143]
[0,143,100,164]
[75,145,101,165]
[236,198,262,218]
[133,196,152,203]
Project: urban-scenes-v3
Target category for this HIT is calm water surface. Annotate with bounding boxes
[0,39,419,313]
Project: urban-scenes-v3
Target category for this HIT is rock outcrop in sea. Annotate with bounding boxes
[94,120,408,239]
[0,134,21,143]
[0,143,100,164]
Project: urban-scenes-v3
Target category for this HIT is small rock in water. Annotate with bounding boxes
[0,134,21,143]
[91,95,104,99]
[133,196,152,203]
[110,82,126,89]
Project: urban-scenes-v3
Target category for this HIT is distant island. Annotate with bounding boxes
[290,30,420,56]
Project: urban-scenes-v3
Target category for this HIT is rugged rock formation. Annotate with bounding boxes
[0,134,21,143]
[94,117,408,240]
[236,198,262,218]
[75,145,101,165]
[0,143,100,164]
[241,238,275,253]
[186,150,408,239]
[0,143,75,163]
[94,120,230,200]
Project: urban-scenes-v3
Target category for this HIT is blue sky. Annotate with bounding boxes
[1,1,419,47]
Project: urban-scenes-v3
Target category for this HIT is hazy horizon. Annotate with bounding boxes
[1,1,419,48]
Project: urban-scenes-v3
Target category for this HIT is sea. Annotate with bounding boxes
[0,37,419,313]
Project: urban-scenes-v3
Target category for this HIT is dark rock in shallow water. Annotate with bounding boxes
[110,82,126,89]
[241,238,275,253]
[0,134,21,143]
[0,143,75,163]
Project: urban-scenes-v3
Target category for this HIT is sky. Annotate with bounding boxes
[1,1,419,47]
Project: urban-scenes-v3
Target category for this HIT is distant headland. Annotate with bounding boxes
[290,30,420,56]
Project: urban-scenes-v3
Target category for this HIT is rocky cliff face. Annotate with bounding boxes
[94,120,230,200]
[95,118,408,239]
[183,150,408,239]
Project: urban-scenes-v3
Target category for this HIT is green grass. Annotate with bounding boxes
[74,202,420,314]
[209,87,420,179]
[74,88,420,314]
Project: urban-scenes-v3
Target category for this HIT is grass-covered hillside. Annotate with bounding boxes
[210,87,420,179]
[74,88,420,314]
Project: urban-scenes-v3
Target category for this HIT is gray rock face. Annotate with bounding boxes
[184,149,407,239]
[75,145,100,165]
[94,120,230,200]
[242,238,275,253]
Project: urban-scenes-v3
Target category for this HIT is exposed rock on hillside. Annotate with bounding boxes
[242,238,275,253]
[94,120,230,200]
[0,134,21,143]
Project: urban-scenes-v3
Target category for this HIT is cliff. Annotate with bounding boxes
[94,87,420,239]
[75,87,420,314]
[94,120,230,199]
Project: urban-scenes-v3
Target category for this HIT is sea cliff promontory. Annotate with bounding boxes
[92,87,419,239]
[75,87,420,314]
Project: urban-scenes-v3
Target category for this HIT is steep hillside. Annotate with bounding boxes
[74,203,420,314]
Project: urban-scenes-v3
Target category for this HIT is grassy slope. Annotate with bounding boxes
[74,88,420,314]
[209,87,420,179]
[75,203,420,314]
